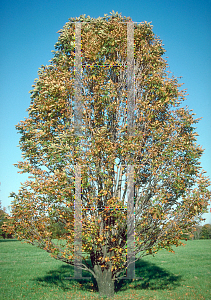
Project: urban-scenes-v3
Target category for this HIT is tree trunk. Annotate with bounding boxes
[94,265,115,298]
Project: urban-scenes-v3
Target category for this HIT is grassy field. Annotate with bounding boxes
[0,239,211,299]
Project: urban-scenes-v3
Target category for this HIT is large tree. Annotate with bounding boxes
[4,12,211,298]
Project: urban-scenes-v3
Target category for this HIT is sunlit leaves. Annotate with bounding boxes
[2,12,211,287]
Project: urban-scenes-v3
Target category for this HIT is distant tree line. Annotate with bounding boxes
[181,224,211,240]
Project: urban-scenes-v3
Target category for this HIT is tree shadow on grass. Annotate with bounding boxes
[115,259,182,292]
[0,239,18,242]
[33,257,182,295]
[33,264,96,293]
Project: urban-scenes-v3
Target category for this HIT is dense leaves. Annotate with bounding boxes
[3,11,211,298]
[0,201,13,239]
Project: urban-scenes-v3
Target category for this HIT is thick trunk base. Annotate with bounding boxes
[94,265,115,298]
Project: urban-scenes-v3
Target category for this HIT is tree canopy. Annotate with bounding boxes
[3,12,211,298]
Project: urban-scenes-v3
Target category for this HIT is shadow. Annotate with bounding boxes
[33,257,182,294]
[115,259,182,292]
[34,263,98,293]
[0,238,18,242]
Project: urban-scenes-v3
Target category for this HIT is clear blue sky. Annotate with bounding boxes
[0,0,210,224]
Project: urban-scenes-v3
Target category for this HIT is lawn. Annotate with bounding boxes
[0,239,210,299]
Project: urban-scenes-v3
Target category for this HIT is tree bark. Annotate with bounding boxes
[94,265,115,298]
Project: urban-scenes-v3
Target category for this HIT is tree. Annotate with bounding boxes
[200,224,211,239]
[3,12,211,298]
[0,201,13,239]
[192,224,202,240]
[0,201,6,238]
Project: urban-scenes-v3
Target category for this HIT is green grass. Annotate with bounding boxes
[0,239,211,299]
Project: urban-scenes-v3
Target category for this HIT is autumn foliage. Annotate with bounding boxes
[0,201,13,239]
[3,12,211,297]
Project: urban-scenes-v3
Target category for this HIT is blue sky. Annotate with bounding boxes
[0,0,210,224]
